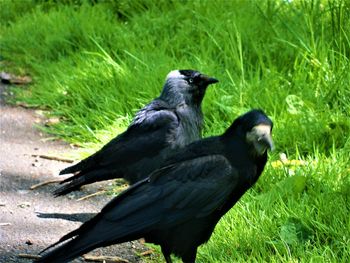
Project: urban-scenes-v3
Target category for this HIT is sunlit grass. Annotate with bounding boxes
[197,152,349,262]
[1,0,349,262]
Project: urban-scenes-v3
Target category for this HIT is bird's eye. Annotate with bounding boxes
[188,78,194,83]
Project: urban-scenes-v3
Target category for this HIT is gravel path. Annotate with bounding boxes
[0,83,148,262]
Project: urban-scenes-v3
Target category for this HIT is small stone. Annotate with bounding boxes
[25,240,33,245]
[32,162,40,167]
[18,202,31,208]
[45,117,60,126]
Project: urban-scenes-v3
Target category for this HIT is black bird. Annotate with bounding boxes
[54,70,218,196]
[36,109,273,263]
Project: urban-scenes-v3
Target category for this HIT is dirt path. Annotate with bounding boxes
[0,83,147,262]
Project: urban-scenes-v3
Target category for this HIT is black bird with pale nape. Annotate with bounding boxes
[36,109,273,263]
[54,69,218,196]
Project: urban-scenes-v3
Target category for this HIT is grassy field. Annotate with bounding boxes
[1,0,349,262]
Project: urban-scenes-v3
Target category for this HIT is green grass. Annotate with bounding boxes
[197,152,350,262]
[1,0,349,262]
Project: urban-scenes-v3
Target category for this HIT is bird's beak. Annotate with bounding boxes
[246,124,274,155]
[200,74,219,85]
[259,132,274,151]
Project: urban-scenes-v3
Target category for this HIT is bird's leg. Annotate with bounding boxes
[161,247,173,263]
[182,248,197,263]
[164,254,173,263]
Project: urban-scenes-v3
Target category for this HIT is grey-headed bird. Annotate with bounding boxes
[54,70,218,196]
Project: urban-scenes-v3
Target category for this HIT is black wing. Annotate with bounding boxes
[37,154,237,263]
[54,105,180,196]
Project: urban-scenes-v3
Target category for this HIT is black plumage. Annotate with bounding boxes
[36,109,274,263]
[54,69,218,196]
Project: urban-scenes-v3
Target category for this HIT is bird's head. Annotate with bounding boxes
[225,109,274,156]
[161,69,218,106]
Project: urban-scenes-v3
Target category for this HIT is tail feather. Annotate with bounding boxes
[59,162,82,175]
[54,169,122,196]
[35,228,142,263]
[35,233,100,263]
[59,151,100,175]
[36,218,115,263]
[38,179,152,263]
[53,177,86,197]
